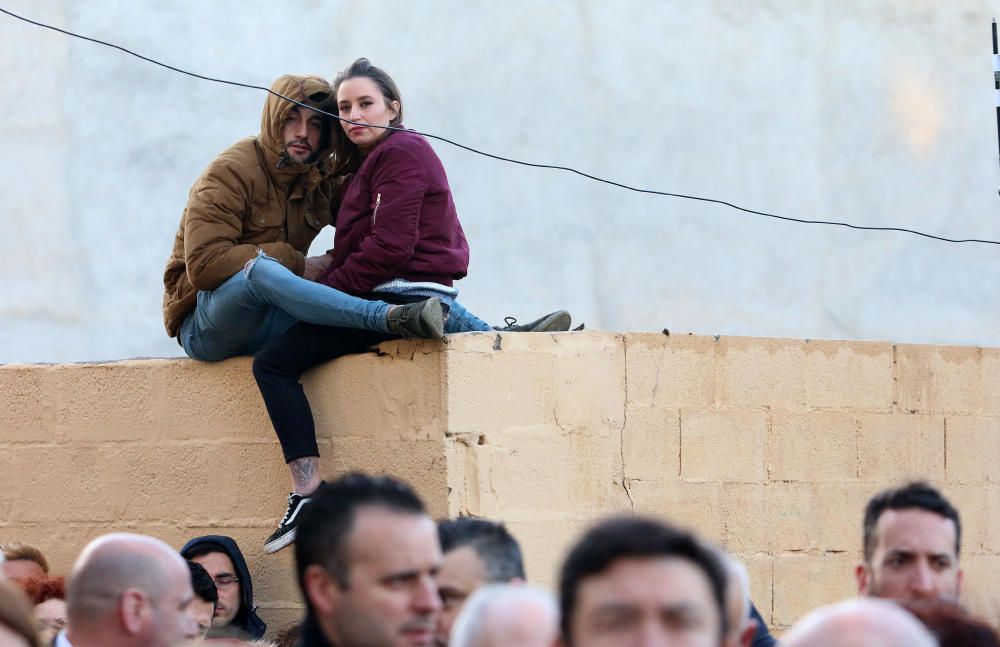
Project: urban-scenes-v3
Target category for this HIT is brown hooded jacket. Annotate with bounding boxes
[162,74,341,337]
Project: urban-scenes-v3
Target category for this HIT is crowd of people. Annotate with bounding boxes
[0,477,996,647]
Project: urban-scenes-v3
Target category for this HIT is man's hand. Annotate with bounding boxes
[303,253,334,282]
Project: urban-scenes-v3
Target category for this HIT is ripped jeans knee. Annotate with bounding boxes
[243,249,274,278]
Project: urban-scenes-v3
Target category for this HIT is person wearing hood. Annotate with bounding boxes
[162,73,446,364]
[180,535,265,640]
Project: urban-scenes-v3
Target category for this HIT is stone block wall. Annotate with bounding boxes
[0,346,448,632]
[443,333,1000,631]
[2,332,998,634]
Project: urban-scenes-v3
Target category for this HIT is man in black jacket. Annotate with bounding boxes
[180,535,266,640]
[294,473,441,647]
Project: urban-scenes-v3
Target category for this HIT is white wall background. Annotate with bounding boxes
[2,1,999,363]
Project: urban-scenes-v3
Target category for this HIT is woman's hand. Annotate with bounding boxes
[303,252,334,281]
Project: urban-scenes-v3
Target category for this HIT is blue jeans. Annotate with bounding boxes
[180,253,392,361]
[443,300,492,333]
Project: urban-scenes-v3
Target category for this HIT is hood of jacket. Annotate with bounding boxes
[259,74,338,183]
[180,534,267,639]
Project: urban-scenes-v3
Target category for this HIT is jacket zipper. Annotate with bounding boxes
[372,193,382,228]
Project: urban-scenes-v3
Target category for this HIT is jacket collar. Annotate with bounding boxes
[297,612,337,647]
[257,143,328,199]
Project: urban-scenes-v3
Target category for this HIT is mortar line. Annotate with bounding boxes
[891,344,899,413]
[621,335,635,512]
[943,416,948,480]
[678,409,683,478]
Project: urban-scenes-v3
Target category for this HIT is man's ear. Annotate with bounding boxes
[305,564,341,616]
[957,567,965,599]
[118,589,146,635]
[855,562,870,596]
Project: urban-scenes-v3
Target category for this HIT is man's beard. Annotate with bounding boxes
[288,139,316,163]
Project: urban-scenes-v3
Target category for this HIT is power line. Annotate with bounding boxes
[2,5,999,246]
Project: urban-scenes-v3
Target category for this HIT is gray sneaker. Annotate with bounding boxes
[494,310,572,332]
[387,298,445,339]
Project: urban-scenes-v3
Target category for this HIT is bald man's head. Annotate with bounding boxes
[450,584,558,647]
[782,598,937,647]
[66,533,197,647]
[68,534,175,621]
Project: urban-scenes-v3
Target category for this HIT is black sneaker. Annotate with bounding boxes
[263,492,313,554]
[494,310,572,332]
[386,298,445,339]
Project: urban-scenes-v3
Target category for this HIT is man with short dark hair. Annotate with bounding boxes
[855,481,963,603]
[294,472,441,647]
[185,561,218,639]
[61,533,199,647]
[180,535,265,639]
[434,518,525,647]
[559,516,728,647]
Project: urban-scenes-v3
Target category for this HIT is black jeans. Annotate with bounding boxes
[251,293,419,463]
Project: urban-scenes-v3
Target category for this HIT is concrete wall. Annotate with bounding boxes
[3,332,999,634]
[4,1,1000,363]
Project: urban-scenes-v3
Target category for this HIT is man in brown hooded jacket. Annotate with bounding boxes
[162,74,444,362]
